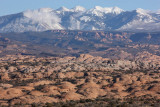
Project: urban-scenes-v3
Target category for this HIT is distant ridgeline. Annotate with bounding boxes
[0,6,160,32]
[0,30,160,60]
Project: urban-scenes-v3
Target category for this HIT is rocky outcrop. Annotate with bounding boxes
[0,54,159,106]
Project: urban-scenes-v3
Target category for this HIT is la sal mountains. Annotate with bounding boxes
[0,6,160,32]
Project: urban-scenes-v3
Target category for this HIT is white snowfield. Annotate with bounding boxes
[0,6,160,32]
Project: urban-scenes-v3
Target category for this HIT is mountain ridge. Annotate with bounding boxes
[0,6,160,32]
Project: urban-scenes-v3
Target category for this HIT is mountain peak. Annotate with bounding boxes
[112,6,124,14]
[72,6,86,12]
[57,6,70,11]
[87,6,123,16]
[0,6,160,33]
[135,8,149,15]
[94,6,103,10]
[38,8,53,13]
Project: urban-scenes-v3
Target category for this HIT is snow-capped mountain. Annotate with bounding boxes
[0,6,160,32]
[117,8,160,31]
[86,6,124,16]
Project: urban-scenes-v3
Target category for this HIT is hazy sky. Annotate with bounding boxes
[0,0,160,16]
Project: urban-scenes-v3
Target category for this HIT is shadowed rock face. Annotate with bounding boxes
[1,30,160,60]
[0,54,160,106]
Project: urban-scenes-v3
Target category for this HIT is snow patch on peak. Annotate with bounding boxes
[80,16,91,22]
[136,8,149,15]
[72,6,86,12]
[112,7,124,14]
[56,6,70,12]
[94,6,103,10]
[87,6,123,16]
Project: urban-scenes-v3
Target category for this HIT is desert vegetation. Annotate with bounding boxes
[0,54,159,106]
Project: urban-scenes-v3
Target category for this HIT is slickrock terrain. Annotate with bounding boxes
[0,54,160,106]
